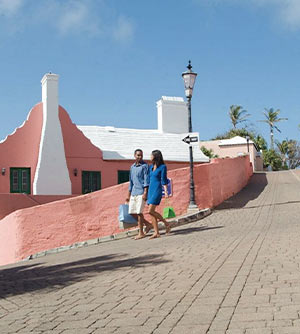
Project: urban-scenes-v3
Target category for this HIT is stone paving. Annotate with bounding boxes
[1,171,300,334]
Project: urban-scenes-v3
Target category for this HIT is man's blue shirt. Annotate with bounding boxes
[129,161,149,196]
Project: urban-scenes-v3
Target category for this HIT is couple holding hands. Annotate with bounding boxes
[126,149,171,240]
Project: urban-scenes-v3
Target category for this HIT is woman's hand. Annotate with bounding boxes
[163,185,168,198]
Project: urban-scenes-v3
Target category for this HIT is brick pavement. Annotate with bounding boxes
[1,171,300,333]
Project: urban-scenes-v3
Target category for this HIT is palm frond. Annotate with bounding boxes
[273,118,288,122]
[274,125,281,133]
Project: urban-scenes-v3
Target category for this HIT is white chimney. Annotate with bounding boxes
[33,73,72,195]
[157,96,189,133]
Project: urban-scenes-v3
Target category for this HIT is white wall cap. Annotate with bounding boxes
[161,96,184,102]
[41,73,59,85]
[219,136,254,146]
[156,96,185,106]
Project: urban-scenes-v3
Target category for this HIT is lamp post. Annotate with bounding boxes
[246,136,250,153]
[182,60,198,210]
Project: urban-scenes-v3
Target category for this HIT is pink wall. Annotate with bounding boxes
[0,103,43,193]
[0,160,197,220]
[201,140,263,172]
[0,156,252,266]
[0,194,77,220]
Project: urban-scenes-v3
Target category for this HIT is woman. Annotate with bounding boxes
[147,150,171,239]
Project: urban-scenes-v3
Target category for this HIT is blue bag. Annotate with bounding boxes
[118,204,138,224]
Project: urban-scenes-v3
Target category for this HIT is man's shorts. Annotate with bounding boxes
[128,195,145,214]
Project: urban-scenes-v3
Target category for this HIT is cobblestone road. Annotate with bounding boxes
[1,171,300,334]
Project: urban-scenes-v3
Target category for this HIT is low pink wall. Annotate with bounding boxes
[0,194,77,220]
[0,156,252,266]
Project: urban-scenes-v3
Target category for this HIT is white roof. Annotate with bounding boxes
[77,125,209,162]
[219,136,254,146]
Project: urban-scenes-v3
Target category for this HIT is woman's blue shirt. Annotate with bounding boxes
[147,164,168,205]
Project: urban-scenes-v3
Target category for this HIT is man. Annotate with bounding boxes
[126,149,152,239]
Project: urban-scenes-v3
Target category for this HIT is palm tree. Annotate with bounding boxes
[258,108,288,150]
[275,139,289,167]
[229,105,250,129]
[254,135,267,151]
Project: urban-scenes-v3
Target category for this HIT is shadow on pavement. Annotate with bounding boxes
[0,253,169,298]
[170,225,223,236]
[214,172,268,210]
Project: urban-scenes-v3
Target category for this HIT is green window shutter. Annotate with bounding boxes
[118,170,130,184]
[10,168,31,194]
[82,171,101,194]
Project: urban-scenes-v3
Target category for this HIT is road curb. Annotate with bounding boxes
[24,208,211,262]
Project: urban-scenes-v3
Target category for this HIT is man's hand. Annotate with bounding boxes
[125,197,130,203]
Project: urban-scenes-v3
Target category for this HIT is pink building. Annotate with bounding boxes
[201,136,263,171]
[0,73,209,196]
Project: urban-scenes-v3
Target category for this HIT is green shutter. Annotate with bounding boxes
[118,170,130,184]
[10,168,31,194]
[82,171,101,194]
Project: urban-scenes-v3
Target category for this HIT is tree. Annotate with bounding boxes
[253,135,267,151]
[273,139,300,170]
[286,140,300,169]
[200,146,219,158]
[275,139,289,167]
[258,108,288,150]
[212,128,254,140]
[229,105,251,129]
[263,149,283,171]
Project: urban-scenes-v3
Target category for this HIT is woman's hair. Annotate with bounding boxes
[151,150,165,167]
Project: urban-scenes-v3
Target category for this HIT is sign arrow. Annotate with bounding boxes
[182,135,198,144]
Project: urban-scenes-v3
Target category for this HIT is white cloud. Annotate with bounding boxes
[272,0,300,29]
[56,1,101,36]
[250,0,300,29]
[112,16,135,43]
[195,0,300,30]
[0,0,135,42]
[0,0,23,16]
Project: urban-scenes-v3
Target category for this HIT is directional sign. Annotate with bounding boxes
[181,132,199,146]
[182,135,198,144]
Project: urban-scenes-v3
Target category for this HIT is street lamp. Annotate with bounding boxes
[246,136,250,153]
[182,60,198,210]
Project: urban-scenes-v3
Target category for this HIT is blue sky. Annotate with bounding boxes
[0,0,300,146]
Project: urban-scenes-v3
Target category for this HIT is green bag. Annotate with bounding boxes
[163,207,176,219]
[163,199,176,219]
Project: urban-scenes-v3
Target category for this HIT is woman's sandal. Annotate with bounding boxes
[134,234,146,240]
[149,234,160,239]
[165,224,171,234]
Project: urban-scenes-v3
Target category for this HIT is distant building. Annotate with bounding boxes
[0,73,209,195]
[201,136,263,171]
